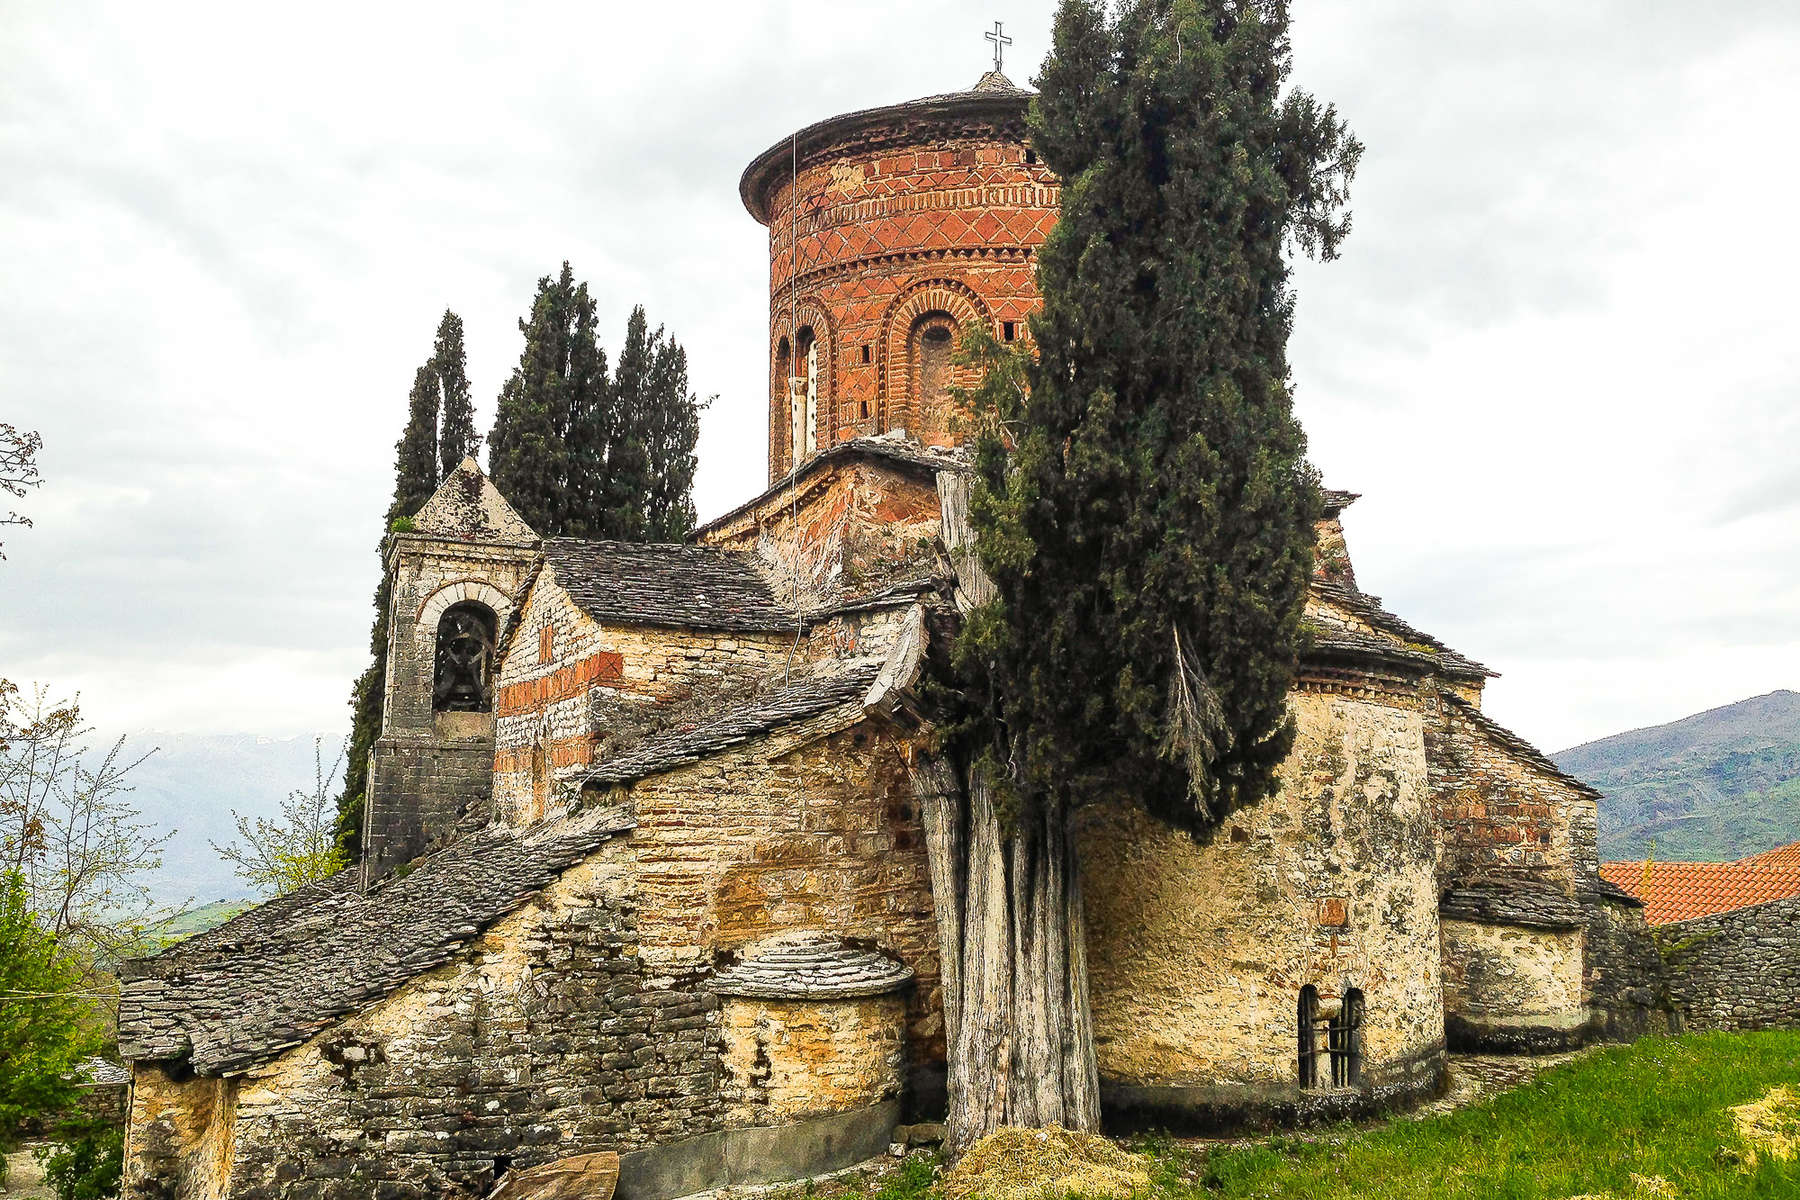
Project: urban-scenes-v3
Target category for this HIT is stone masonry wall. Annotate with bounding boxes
[124,846,725,1200]
[1080,682,1444,1105]
[700,459,942,611]
[366,740,494,873]
[1427,697,1594,889]
[492,567,792,824]
[1583,890,1677,1042]
[1661,894,1800,1030]
[620,718,942,1076]
[720,995,907,1128]
[1439,919,1585,1041]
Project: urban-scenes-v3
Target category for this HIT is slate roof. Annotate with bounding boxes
[1440,878,1587,930]
[543,538,797,633]
[408,456,539,546]
[1442,693,1604,800]
[1313,581,1494,681]
[1598,857,1800,926]
[691,435,970,541]
[579,659,885,791]
[117,806,634,1077]
[1320,489,1361,515]
[714,933,915,1000]
[75,1057,129,1086]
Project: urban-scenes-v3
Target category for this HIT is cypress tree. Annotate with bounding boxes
[434,311,479,475]
[922,0,1362,1153]
[641,324,705,541]
[336,361,449,846]
[561,286,611,539]
[490,264,581,535]
[603,307,655,541]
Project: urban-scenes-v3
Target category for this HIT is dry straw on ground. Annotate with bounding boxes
[1730,1084,1800,1166]
[939,1127,1151,1200]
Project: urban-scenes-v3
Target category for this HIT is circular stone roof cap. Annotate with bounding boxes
[740,70,1034,224]
[713,933,915,1000]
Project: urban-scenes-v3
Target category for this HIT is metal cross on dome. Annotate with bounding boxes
[985,20,1012,72]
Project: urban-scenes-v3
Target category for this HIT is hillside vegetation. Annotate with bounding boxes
[1554,690,1800,861]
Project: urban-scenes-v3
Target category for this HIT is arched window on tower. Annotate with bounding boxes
[774,336,793,471]
[909,314,958,423]
[433,601,496,713]
[789,325,819,465]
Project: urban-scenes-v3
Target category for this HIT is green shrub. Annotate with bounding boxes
[36,1120,123,1200]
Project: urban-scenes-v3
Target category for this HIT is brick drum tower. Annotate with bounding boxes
[740,69,1051,481]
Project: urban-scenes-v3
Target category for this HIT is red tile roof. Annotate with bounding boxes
[1598,850,1800,926]
[1736,842,1800,870]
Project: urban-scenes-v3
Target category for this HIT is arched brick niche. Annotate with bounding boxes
[743,73,1056,481]
[878,279,993,446]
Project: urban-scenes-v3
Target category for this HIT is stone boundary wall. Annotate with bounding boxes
[1661,894,1800,1030]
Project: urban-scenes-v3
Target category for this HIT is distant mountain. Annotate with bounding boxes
[1553,690,1800,862]
[118,731,346,909]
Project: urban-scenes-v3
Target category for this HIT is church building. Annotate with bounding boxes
[115,65,1667,1200]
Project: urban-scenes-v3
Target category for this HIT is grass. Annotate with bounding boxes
[812,1033,1800,1200]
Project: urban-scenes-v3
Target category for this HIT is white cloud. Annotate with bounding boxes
[2,0,1796,753]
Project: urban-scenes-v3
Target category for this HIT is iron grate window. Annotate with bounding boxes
[1298,985,1364,1089]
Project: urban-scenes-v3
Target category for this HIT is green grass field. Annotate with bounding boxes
[836,1033,1800,1200]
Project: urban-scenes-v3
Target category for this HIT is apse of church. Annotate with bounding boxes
[743,70,1057,481]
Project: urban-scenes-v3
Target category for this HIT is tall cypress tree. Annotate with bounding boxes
[603,307,655,541]
[920,0,1362,1153]
[336,362,448,847]
[641,323,705,541]
[490,263,607,537]
[434,310,479,475]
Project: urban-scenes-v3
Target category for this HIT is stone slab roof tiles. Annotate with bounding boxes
[1313,581,1495,681]
[543,538,798,633]
[713,933,915,1000]
[1599,858,1800,926]
[117,806,634,1077]
[409,456,539,546]
[1443,694,1604,800]
[1440,878,1587,930]
[580,658,885,791]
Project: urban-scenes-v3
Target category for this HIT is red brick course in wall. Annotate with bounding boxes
[496,651,624,717]
[748,93,1054,480]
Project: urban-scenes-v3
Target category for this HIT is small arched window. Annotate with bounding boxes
[1331,988,1365,1088]
[1297,985,1321,1089]
[789,326,819,464]
[909,315,958,417]
[433,601,496,713]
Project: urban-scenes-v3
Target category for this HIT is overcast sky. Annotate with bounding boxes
[3,1,1797,756]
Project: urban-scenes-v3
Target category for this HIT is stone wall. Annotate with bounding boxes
[1439,920,1585,1051]
[125,847,726,1200]
[721,995,907,1127]
[491,567,792,824]
[621,718,943,1083]
[1582,887,1677,1042]
[1661,894,1800,1030]
[1080,681,1444,1125]
[365,739,494,874]
[1427,697,1594,889]
[700,459,941,610]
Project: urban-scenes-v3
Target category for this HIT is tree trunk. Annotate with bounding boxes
[911,469,1101,1159]
[909,754,1100,1158]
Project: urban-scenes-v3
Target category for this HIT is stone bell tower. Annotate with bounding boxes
[363,457,540,876]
